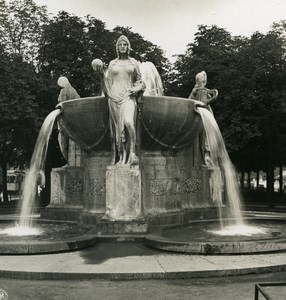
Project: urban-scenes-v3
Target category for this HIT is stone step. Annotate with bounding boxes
[93,220,148,235]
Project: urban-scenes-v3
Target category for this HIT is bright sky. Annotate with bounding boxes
[34,0,286,61]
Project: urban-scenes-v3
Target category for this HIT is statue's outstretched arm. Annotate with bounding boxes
[206,89,218,105]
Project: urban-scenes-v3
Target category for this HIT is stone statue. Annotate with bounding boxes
[189,71,218,166]
[189,71,218,109]
[57,77,81,164]
[92,35,146,165]
[58,76,80,102]
[139,61,164,96]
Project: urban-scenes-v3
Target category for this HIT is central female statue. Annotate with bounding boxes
[103,35,145,165]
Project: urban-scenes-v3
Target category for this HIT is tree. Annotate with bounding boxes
[0,0,48,202]
[38,11,89,95]
[0,52,41,202]
[0,0,48,65]
[229,30,286,195]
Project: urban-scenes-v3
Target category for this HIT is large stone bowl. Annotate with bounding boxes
[57,96,203,151]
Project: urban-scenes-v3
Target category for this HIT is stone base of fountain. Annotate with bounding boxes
[41,201,225,236]
[40,146,228,240]
[78,207,223,235]
[42,148,224,228]
[41,206,83,221]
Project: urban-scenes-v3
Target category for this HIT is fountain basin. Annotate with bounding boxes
[144,218,286,254]
[0,221,95,254]
[57,96,203,150]
[1,218,285,255]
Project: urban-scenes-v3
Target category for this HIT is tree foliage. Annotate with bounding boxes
[0,51,42,201]
[0,0,48,65]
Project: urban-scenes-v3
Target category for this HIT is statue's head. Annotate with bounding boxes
[57,76,70,88]
[195,71,207,87]
[116,35,131,58]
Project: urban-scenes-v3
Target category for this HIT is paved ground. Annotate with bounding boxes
[0,271,285,299]
[0,242,285,280]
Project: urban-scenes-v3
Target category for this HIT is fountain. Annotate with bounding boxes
[39,63,285,255]
[1,37,285,257]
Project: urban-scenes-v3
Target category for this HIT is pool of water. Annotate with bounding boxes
[0,222,91,241]
[161,219,286,242]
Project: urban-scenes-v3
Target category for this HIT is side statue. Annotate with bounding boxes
[57,76,81,162]
[139,61,164,96]
[92,35,146,166]
[189,71,218,166]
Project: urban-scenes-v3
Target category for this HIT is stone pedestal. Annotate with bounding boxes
[41,165,84,221]
[82,152,110,214]
[142,149,212,214]
[50,165,84,207]
[79,152,110,224]
[105,165,141,220]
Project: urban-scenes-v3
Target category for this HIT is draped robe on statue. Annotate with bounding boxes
[105,57,145,152]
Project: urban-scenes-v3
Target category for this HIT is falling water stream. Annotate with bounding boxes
[197,107,265,236]
[2,109,61,236]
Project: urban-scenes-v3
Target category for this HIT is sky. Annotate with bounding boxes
[34,0,286,61]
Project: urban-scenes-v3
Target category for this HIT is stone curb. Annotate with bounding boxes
[0,265,285,281]
[144,235,286,254]
[1,232,286,255]
[0,234,97,254]
[0,234,148,255]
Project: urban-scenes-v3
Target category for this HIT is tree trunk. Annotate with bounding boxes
[266,118,274,202]
[241,171,245,188]
[256,170,259,191]
[43,159,51,207]
[1,161,8,202]
[266,162,274,202]
[279,163,283,194]
[247,170,251,189]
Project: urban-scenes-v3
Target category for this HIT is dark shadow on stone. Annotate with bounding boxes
[80,242,162,264]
